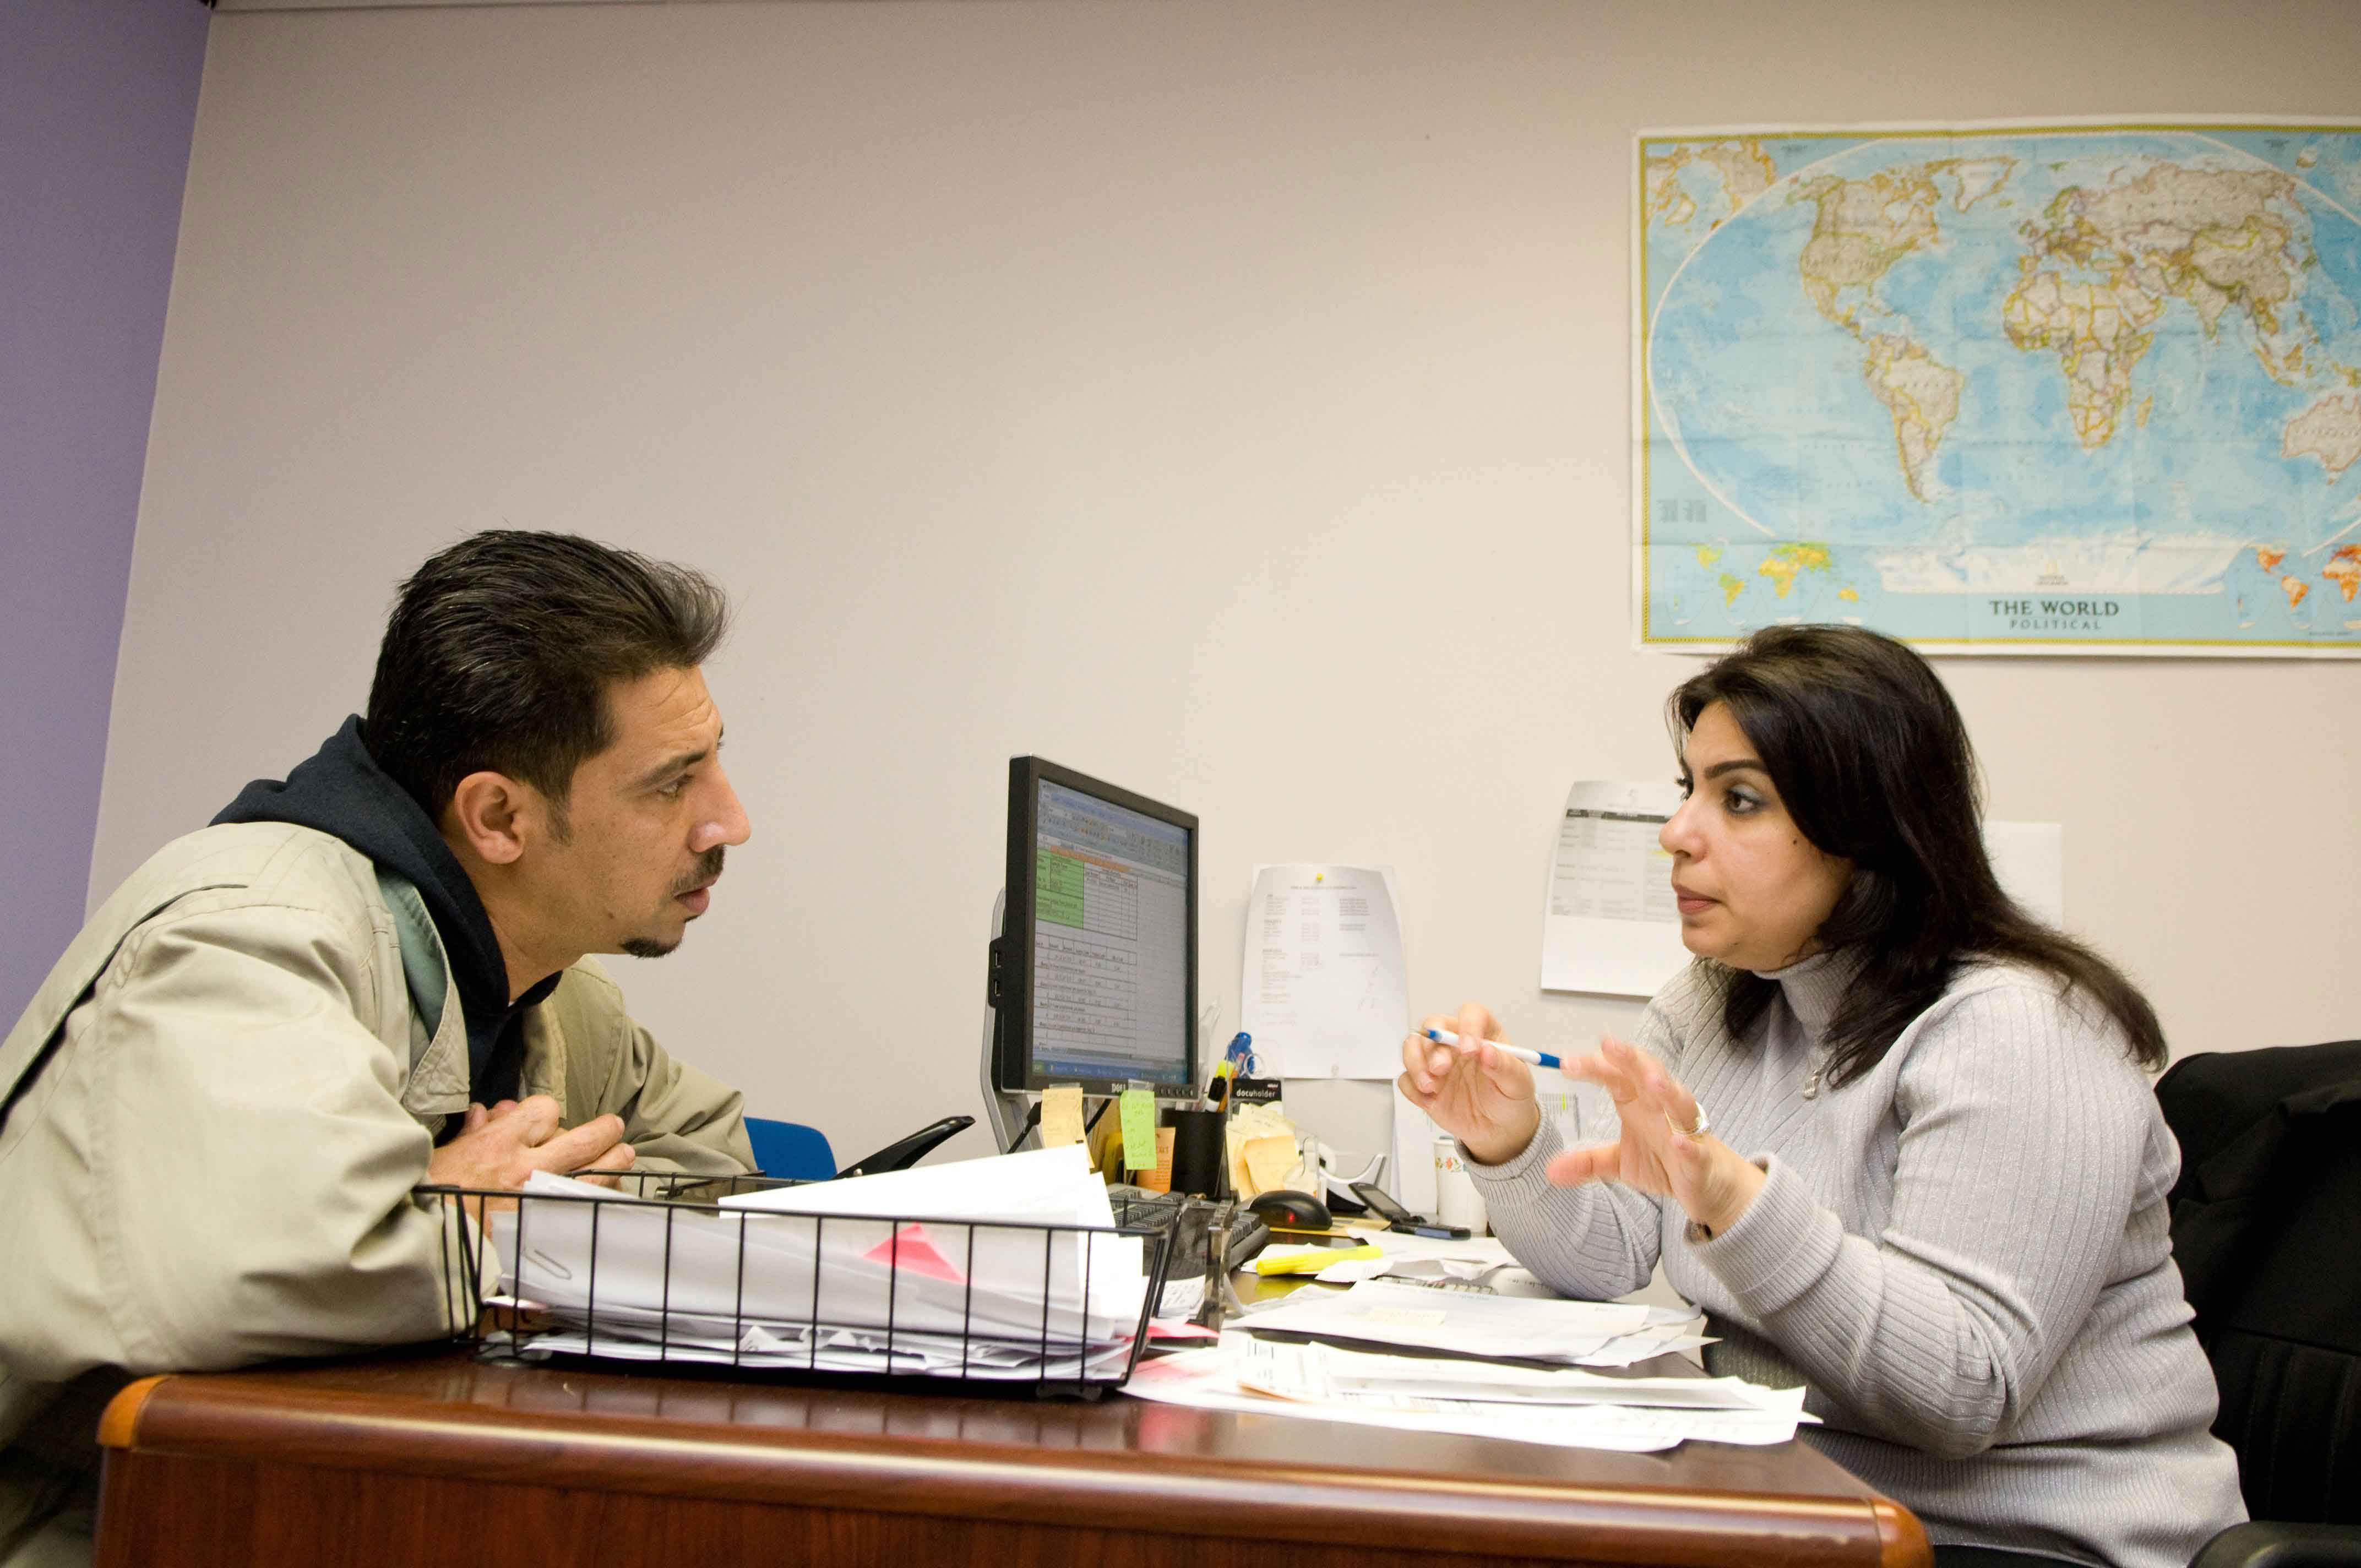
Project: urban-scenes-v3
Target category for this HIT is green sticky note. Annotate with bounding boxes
[1118,1089,1157,1170]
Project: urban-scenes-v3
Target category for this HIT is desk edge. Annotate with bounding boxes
[1875,1497,1934,1568]
[101,1373,1915,1567]
[96,1376,168,1450]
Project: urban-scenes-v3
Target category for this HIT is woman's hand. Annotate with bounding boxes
[1548,1036,1764,1237]
[1397,1003,1542,1166]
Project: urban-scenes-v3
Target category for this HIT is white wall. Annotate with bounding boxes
[101,0,2361,1166]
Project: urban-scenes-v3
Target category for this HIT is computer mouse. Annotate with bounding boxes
[1247,1188,1332,1231]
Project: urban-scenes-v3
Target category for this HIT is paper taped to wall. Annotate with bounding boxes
[1240,865,1408,1079]
[1541,780,1689,998]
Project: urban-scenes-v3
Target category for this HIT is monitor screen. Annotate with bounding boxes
[993,757,1197,1097]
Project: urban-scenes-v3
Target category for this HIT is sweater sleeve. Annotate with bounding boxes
[1462,997,1688,1301]
[1466,1119,1664,1299]
[1689,978,2151,1457]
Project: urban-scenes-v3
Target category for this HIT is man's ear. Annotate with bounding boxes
[444,771,540,866]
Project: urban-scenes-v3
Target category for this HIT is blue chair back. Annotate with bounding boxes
[744,1117,835,1182]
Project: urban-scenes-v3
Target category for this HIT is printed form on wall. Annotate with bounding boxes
[1241,865,1408,1080]
[1542,780,1690,999]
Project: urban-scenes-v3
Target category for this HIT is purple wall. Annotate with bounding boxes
[2,0,209,1027]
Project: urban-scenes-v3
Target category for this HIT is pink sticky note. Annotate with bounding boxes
[862,1223,967,1284]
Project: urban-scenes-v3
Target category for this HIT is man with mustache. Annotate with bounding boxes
[0,531,755,1567]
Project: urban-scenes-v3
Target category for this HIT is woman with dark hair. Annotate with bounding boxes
[1400,625,2243,1568]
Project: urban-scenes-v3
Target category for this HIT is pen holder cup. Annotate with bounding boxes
[1164,1108,1230,1199]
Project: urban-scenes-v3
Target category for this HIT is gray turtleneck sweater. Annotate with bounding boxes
[1468,953,2245,1568]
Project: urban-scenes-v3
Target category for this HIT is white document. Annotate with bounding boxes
[1235,1338,1793,1412]
[1577,1320,1719,1367]
[1984,820,2065,927]
[1237,1278,1652,1362]
[720,1143,1141,1331]
[721,1143,1112,1226]
[1341,1229,1515,1266]
[1124,1338,1671,1452]
[498,1152,1149,1354]
[746,1145,1144,1333]
[515,1323,1135,1381]
[1541,780,1690,998]
[1240,865,1410,1079]
[1307,1255,1481,1286]
[1124,1335,1810,1451]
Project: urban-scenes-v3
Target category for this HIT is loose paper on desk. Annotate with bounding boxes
[1241,1277,1654,1362]
[1239,865,1408,1079]
[1541,780,1688,998]
[1125,1335,1810,1451]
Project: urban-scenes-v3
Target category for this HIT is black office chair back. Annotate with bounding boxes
[2159,1041,2361,1526]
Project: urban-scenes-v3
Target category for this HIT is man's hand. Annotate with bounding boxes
[425,1095,635,1191]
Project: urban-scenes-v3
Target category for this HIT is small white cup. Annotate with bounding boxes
[1432,1135,1489,1236]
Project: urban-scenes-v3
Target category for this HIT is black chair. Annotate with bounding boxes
[2158,1042,2361,1567]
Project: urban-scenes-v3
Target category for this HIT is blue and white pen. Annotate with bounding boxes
[1421,1027,1562,1071]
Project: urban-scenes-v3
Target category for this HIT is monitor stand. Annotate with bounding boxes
[978,890,1036,1154]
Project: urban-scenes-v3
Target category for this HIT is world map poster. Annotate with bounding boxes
[1634,120,2361,656]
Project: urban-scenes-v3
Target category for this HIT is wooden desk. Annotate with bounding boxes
[96,1344,1926,1568]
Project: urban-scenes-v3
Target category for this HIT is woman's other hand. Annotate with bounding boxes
[1397,1003,1542,1166]
[1549,1036,1764,1237]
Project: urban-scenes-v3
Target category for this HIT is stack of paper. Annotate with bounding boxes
[1125,1335,1811,1451]
[1127,1271,1791,1451]
[1236,1278,1709,1366]
[485,1145,1154,1379]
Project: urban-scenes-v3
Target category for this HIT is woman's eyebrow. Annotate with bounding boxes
[1703,758,1768,779]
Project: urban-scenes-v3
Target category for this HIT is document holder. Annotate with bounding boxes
[420,1170,1178,1395]
[836,1114,976,1178]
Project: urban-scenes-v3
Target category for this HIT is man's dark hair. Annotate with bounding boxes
[1669,623,2166,1087]
[364,530,730,826]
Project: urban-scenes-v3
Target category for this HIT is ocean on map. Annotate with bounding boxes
[1640,128,2361,650]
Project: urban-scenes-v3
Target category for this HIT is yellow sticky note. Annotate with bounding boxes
[1138,1126,1176,1194]
[1243,1134,1297,1196]
[1040,1084,1086,1148]
[1118,1089,1157,1170]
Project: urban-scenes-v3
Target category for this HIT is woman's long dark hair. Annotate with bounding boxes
[1672,625,2166,1086]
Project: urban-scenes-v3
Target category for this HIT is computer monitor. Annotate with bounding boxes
[987,756,1198,1102]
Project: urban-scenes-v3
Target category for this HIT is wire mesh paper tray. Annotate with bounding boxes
[418,1171,1177,1396]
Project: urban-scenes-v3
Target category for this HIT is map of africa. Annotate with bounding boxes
[1636,122,2361,655]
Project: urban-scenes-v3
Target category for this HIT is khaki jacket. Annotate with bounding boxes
[0,822,753,1560]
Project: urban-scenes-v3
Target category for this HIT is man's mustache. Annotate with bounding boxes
[673,847,725,896]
